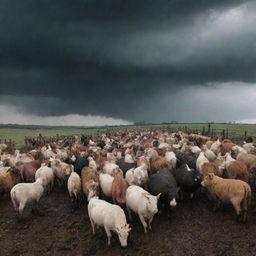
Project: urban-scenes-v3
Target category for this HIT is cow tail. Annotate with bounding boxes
[242,184,251,211]
[246,185,252,210]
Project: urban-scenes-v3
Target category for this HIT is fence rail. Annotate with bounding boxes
[1,124,255,152]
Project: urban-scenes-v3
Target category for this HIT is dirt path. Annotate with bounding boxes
[1,188,256,256]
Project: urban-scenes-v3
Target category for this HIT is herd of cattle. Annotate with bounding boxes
[0,130,255,247]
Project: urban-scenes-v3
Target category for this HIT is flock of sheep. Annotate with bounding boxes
[0,130,255,247]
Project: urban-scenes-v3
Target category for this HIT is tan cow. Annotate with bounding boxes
[201,173,251,222]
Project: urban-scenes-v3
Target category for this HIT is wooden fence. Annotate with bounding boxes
[0,125,255,151]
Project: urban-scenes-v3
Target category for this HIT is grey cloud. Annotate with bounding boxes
[0,0,255,123]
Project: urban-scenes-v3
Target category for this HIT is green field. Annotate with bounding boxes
[1,123,256,148]
[0,127,105,148]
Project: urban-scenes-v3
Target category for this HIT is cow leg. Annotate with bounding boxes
[90,219,96,235]
[51,180,54,191]
[242,210,247,223]
[138,213,147,233]
[11,196,19,212]
[104,227,112,246]
[148,216,154,230]
[231,198,242,220]
[18,202,25,217]
[126,205,133,221]
[241,194,249,222]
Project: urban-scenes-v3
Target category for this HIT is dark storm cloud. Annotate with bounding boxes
[0,0,256,122]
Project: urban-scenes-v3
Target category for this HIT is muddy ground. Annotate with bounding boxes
[0,187,256,256]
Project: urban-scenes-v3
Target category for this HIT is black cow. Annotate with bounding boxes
[148,169,178,212]
[172,164,201,199]
[74,156,89,176]
[175,150,197,169]
[97,140,106,149]
[117,158,137,175]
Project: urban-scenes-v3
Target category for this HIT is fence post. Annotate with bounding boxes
[208,124,211,135]
[244,131,247,141]
[226,128,228,139]
[222,129,225,138]
[9,139,12,151]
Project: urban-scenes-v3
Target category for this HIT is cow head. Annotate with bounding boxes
[87,180,99,201]
[201,173,215,187]
[116,224,131,247]
[145,193,160,214]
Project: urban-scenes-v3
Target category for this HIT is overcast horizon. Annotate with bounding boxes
[1,0,256,126]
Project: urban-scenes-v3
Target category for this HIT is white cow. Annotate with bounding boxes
[88,156,98,170]
[165,151,177,169]
[126,185,160,233]
[35,165,54,193]
[88,198,131,247]
[50,159,73,184]
[125,156,149,187]
[99,173,114,197]
[103,162,123,177]
[10,178,45,217]
[196,152,209,174]
[67,171,82,202]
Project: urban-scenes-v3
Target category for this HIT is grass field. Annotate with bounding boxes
[0,127,105,148]
[1,123,256,148]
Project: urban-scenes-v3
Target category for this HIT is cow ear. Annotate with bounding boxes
[208,173,214,179]
[156,193,161,199]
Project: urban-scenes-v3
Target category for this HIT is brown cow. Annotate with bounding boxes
[201,162,219,178]
[201,173,251,222]
[150,156,170,174]
[0,167,21,195]
[220,142,236,156]
[226,161,249,183]
[16,160,41,182]
[111,173,129,204]
[81,167,99,201]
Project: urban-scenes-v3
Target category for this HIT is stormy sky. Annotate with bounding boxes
[1,0,256,125]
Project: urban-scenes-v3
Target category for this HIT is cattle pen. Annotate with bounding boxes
[1,124,256,256]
